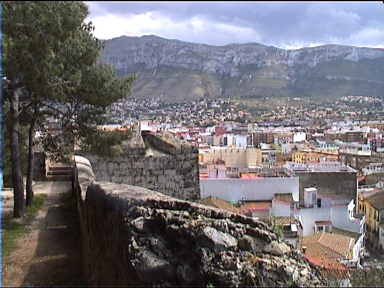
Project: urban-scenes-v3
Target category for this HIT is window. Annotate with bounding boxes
[318,226,324,232]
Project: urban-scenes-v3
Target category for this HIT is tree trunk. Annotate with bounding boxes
[10,87,25,218]
[26,105,37,206]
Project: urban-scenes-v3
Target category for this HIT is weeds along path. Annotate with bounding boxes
[2,181,84,287]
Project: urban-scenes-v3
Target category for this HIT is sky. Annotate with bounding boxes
[85,1,384,49]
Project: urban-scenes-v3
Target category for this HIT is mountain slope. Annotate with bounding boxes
[100,35,384,102]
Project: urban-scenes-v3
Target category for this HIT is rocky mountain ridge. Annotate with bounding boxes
[101,35,384,102]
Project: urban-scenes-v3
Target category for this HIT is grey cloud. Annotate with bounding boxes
[87,2,384,47]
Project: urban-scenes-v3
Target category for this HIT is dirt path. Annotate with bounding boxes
[2,181,85,287]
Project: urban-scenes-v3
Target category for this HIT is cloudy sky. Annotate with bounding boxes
[86,1,384,49]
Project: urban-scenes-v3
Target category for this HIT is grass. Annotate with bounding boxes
[2,194,47,257]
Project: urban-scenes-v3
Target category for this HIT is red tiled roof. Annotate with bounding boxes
[240,173,263,179]
[200,196,240,214]
[304,255,351,280]
[215,127,226,136]
[302,232,355,271]
[240,201,271,212]
[317,233,354,259]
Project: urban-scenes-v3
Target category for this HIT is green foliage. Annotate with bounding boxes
[2,194,47,256]
[3,1,90,98]
[3,1,135,161]
[81,129,133,158]
[272,224,284,240]
[270,217,284,240]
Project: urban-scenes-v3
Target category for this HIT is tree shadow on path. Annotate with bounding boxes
[20,191,85,287]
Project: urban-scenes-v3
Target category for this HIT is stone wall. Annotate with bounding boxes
[81,131,200,201]
[73,156,326,287]
[297,172,357,207]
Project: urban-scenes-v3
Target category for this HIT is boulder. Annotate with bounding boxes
[263,240,291,256]
[199,226,238,252]
[135,249,175,283]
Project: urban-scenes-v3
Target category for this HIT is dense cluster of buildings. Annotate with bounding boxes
[106,95,384,128]
[129,116,384,284]
[100,96,384,285]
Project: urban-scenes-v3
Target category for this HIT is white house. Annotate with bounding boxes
[293,132,306,143]
[297,194,364,237]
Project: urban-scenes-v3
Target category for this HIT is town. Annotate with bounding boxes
[106,95,384,127]
[99,95,384,286]
[4,2,384,287]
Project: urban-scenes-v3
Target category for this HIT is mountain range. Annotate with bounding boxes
[100,35,384,103]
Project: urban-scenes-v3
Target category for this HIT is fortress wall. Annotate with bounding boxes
[81,132,200,201]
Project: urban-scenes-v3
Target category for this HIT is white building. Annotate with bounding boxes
[297,190,364,237]
[200,177,299,203]
[234,134,248,148]
[293,132,306,143]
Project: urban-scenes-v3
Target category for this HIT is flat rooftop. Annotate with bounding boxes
[284,162,356,173]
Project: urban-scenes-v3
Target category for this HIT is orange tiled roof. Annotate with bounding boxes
[318,233,354,259]
[302,233,352,280]
[200,196,240,214]
[304,255,351,280]
[240,173,262,179]
[302,232,354,262]
[240,201,271,212]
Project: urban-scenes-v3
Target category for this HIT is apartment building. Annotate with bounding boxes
[199,147,262,168]
[252,131,274,146]
[292,151,320,163]
[357,190,384,251]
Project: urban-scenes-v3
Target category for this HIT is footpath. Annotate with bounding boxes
[2,181,84,287]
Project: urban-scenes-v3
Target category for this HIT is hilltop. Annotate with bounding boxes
[100,35,384,103]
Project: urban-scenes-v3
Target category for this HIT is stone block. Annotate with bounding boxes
[263,241,291,256]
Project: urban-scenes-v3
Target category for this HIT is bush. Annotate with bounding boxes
[81,129,132,157]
